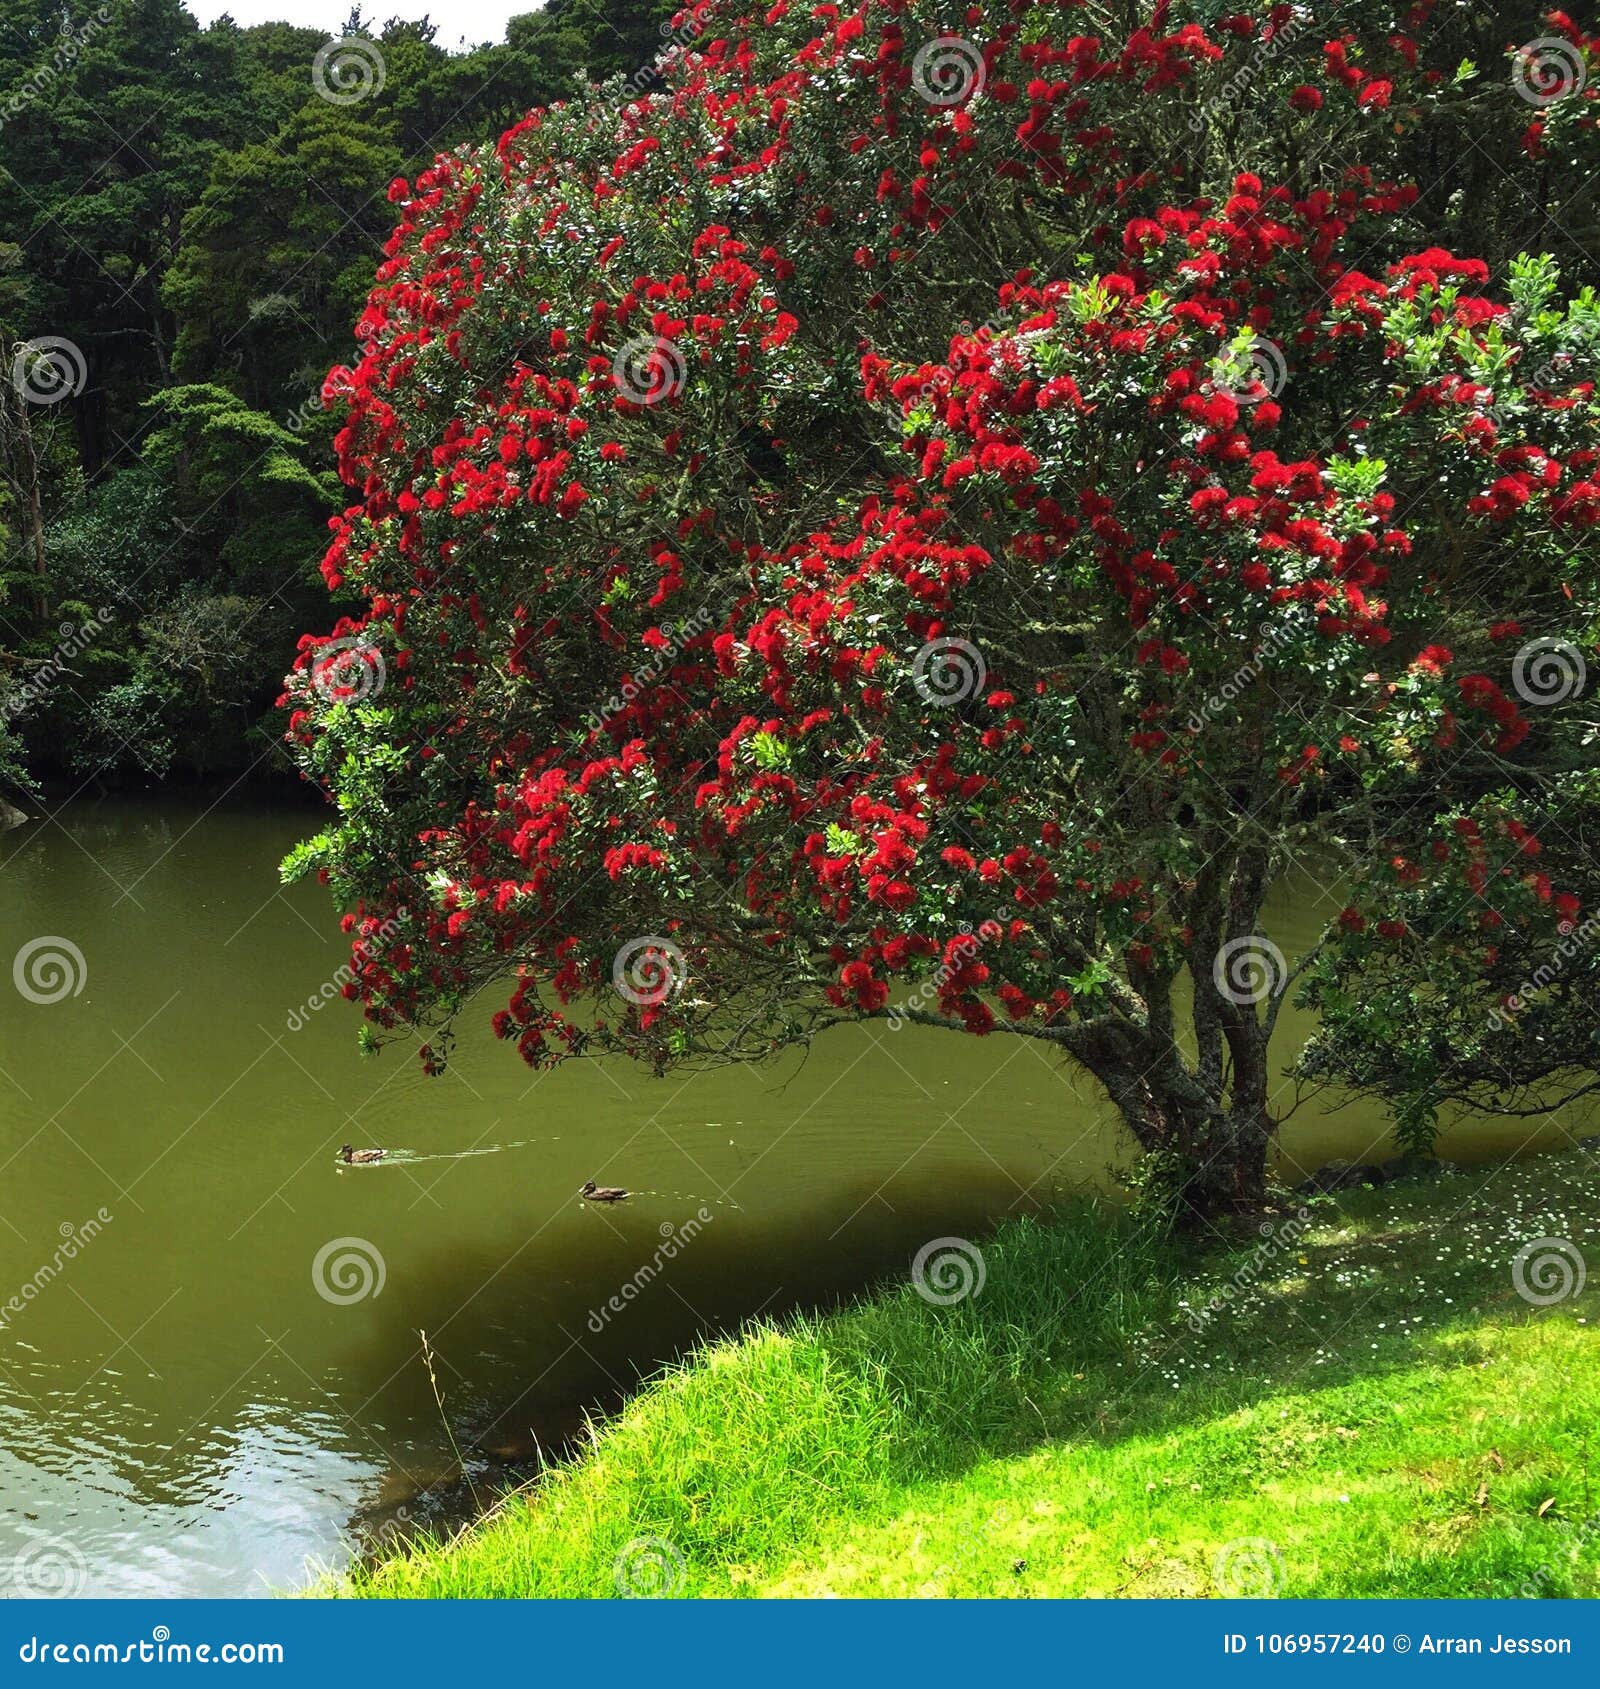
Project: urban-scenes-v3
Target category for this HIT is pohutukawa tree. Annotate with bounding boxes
[283,0,1600,1214]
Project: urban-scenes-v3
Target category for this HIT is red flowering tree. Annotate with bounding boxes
[283,0,1600,1213]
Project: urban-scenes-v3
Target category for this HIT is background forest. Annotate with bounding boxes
[0,0,668,796]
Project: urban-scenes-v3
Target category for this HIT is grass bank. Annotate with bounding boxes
[339,1149,1599,1598]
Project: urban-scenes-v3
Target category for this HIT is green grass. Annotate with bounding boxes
[337,1149,1600,1599]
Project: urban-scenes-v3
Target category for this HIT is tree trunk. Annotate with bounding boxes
[17,402,47,620]
[1175,1107,1273,1219]
[1,379,48,619]
[1068,1023,1274,1220]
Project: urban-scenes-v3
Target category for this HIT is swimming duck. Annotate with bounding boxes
[340,1144,386,1165]
[580,1179,629,1203]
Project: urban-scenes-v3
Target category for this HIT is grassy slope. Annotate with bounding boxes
[342,1151,1599,1599]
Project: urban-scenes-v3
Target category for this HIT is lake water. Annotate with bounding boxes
[0,797,1585,1595]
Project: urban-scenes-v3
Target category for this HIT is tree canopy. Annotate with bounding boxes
[286,1,1600,1206]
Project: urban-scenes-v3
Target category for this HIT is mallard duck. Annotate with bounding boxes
[580,1179,629,1203]
[340,1144,386,1165]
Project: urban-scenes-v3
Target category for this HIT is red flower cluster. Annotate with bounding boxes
[282,0,1600,1080]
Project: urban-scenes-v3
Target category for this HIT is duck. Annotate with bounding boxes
[340,1144,386,1165]
[580,1179,629,1203]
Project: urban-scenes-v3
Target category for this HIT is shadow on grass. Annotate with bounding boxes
[349,1147,1598,1595]
[782,1152,1598,1596]
[814,1157,1588,1478]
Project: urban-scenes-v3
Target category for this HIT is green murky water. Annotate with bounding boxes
[0,797,1584,1594]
